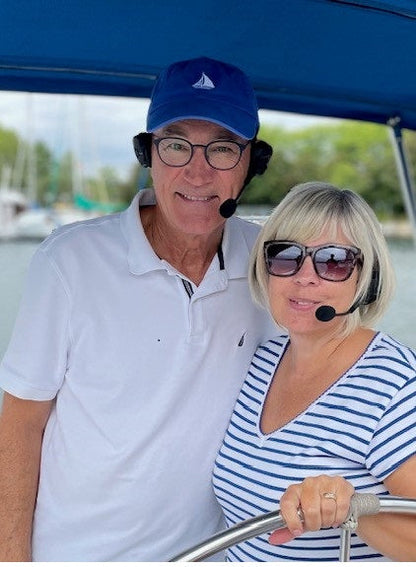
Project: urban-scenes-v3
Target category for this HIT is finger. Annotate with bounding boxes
[294,479,322,532]
[268,527,295,545]
[332,489,355,527]
[320,491,338,528]
[279,487,304,536]
[325,476,355,527]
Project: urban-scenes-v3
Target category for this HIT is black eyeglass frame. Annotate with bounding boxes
[263,240,363,282]
[152,136,250,170]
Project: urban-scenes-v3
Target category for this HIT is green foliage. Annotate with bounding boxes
[243,121,416,220]
[81,166,130,212]
[34,142,54,204]
[1,119,415,220]
[0,126,21,183]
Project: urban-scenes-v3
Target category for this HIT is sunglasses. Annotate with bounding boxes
[264,240,363,282]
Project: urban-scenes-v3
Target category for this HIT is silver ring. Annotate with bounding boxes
[322,491,337,501]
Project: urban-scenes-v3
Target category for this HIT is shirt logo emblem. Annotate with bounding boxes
[192,72,215,90]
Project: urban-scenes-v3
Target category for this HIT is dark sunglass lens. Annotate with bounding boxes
[315,247,355,281]
[266,243,302,276]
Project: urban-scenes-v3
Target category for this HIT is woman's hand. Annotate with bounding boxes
[269,475,355,545]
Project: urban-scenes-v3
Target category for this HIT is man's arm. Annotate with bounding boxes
[0,392,53,561]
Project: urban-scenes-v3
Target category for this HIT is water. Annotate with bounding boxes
[1,237,416,360]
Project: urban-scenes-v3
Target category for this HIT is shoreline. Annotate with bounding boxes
[381,220,413,240]
[242,214,414,240]
[0,218,414,242]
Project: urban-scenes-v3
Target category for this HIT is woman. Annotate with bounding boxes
[213,182,416,561]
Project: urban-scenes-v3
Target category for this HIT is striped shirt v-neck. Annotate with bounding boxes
[213,332,416,561]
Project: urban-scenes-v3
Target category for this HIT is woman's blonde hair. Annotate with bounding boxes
[249,182,396,336]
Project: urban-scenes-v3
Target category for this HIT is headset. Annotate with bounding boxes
[132,132,272,187]
[133,132,153,168]
[363,263,380,305]
[243,139,273,186]
[315,262,380,322]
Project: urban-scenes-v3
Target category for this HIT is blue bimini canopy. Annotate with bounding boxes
[1,0,416,130]
[2,0,416,235]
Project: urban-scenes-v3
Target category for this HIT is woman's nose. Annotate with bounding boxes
[294,256,320,284]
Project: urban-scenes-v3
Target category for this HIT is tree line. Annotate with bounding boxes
[1,120,415,219]
[247,122,416,220]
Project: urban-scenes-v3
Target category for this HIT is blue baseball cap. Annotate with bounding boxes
[146,56,259,140]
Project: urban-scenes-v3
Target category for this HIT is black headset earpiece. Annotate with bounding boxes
[133,132,152,167]
[363,265,380,305]
[219,139,273,218]
[244,139,273,186]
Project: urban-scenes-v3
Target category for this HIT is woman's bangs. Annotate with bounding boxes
[274,207,341,244]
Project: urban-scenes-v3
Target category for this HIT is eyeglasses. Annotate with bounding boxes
[263,240,363,282]
[153,137,250,170]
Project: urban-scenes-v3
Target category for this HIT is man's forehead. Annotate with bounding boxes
[155,119,243,141]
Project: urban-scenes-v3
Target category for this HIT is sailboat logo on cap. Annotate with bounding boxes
[192,72,215,90]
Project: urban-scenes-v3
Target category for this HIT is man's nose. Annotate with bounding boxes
[183,147,214,181]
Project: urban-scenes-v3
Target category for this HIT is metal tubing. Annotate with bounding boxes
[379,496,416,514]
[339,528,352,562]
[170,496,416,562]
[170,509,286,562]
[388,117,416,244]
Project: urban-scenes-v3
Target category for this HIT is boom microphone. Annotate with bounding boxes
[219,198,238,218]
[219,182,247,218]
[315,304,359,322]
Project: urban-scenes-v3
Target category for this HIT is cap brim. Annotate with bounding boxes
[147,97,258,140]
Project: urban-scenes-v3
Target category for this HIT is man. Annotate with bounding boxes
[0,56,276,561]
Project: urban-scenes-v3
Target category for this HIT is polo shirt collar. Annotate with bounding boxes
[121,189,162,275]
[221,216,253,279]
[121,188,251,279]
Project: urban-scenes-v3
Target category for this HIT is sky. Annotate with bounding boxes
[0,91,338,181]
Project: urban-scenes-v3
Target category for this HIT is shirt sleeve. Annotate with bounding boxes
[366,373,416,480]
[0,247,71,400]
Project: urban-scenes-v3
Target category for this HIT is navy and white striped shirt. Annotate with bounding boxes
[213,332,416,561]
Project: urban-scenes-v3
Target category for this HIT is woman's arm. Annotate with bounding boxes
[356,453,416,560]
[271,457,416,560]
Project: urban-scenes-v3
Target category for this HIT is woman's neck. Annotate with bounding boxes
[286,327,376,377]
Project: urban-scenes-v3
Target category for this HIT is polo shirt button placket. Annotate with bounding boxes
[187,295,205,344]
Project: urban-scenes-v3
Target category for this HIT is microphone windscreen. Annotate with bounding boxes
[219,198,237,219]
[315,305,336,322]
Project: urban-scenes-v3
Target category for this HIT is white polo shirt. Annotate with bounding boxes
[0,189,276,561]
